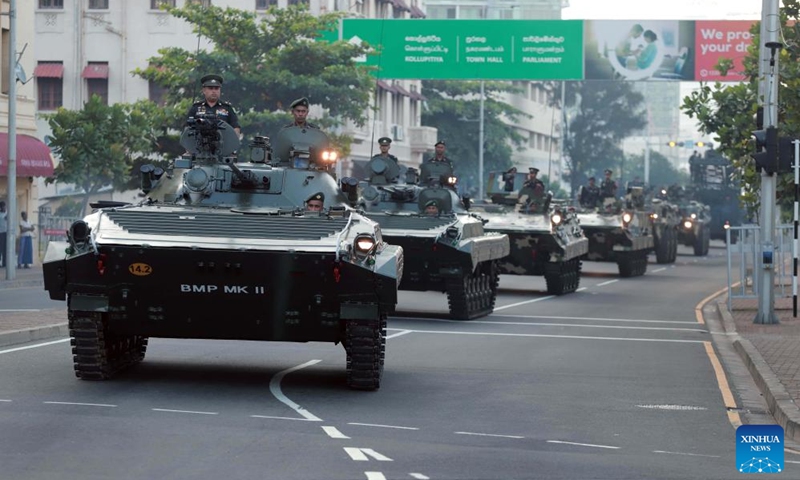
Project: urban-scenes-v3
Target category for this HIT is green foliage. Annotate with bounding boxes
[538,174,569,199]
[44,96,157,216]
[621,151,689,189]
[54,198,83,218]
[681,1,800,218]
[421,80,529,197]
[561,81,648,195]
[133,4,375,154]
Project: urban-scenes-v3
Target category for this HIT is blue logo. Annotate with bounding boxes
[736,425,784,473]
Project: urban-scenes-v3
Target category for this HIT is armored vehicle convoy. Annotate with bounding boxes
[42,118,403,391]
[467,170,588,295]
[688,150,743,243]
[350,155,509,320]
[576,187,654,277]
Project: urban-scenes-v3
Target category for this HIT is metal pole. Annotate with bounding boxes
[5,0,16,281]
[478,80,485,200]
[755,0,779,324]
[794,139,799,317]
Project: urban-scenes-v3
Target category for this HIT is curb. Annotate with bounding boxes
[0,280,44,290]
[0,323,69,349]
[717,302,800,443]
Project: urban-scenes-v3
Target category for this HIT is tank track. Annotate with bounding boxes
[69,311,148,380]
[617,251,648,278]
[344,315,386,391]
[446,260,500,320]
[654,226,678,264]
[544,258,582,295]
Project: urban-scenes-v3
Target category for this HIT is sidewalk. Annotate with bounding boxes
[1,265,799,443]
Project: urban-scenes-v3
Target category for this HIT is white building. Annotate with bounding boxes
[424,0,567,180]
[33,0,431,201]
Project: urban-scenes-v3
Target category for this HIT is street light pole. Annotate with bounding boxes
[478,80,485,200]
[5,0,17,281]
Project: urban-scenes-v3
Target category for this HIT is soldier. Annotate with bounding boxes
[627,175,644,189]
[373,137,399,166]
[186,74,240,136]
[520,167,546,212]
[284,97,319,129]
[502,167,518,191]
[423,199,439,216]
[421,140,453,185]
[579,177,600,208]
[426,140,452,167]
[305,192,324,212]
[600,168,618,200]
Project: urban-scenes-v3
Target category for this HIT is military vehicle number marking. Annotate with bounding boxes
[179,284,267,294]
[128,263,153,276]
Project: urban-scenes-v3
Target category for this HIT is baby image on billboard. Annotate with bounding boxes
[584,20,695,81]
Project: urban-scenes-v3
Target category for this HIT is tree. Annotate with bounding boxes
[421,80,529,197]
[621,151,689,190]
[561,81,647,195]
[45,96,157,216]
[538,174,569,199]
[134,4,375,157]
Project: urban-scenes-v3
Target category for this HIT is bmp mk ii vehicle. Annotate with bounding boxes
[349,155,509,320]
[688,150,743,243]
[42,118,403,391]
[468,170,588,295]
[664,185,711,256]
[646,189,680,264]
[576,187,654,277]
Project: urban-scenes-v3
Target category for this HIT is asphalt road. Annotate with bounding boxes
[0,243,749,479]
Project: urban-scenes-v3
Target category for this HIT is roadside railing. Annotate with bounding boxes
[727,224,794,311]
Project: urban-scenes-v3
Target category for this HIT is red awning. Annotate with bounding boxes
[393,0,411,11]
[393,84,413,97]
[82,63,109,79]
[34,63,64,78]
[410,90,427,101]
[410,5,426,18]
[0,134,55,177]
[377,80,397,93]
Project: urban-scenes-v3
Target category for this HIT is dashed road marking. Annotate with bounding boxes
[576,287,588,292]
[455,431,524,439]
[348,422,419,431]
[421,320,705,333]
[365,473,387,480]
[269,360,322,422]
[322,426,350,439]
[44,401,117,408]
[653,450,721,458]
[410,474,430,480]
[0,338,69,355]
[494,314,698,324]
[547,440,619,450]
[250,415,313,422]
[152,408,218,415]
[596,280,619,287]
[652,267,667,273]
[0,399,11,402]
[386,330,412,340]
[404,329,706,344]
[493,295,556,311]
[636,404,708,411]
[345,448,393,462]
[0,309,41,312]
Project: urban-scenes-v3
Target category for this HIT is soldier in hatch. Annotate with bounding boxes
[372,137,399,167]
[600,169,618,200]
[519,167,546,213]
[579,177,600,209]
[283,97,319,129]
[186,74,240,136]
[423,200,440,216]
[305,192,324,212]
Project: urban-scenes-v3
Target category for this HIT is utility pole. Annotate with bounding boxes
[5,0,16,281]
[478,80,485,200]
[754,0,780,324]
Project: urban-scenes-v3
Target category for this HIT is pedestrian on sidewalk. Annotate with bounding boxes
[0,201,6,268]
[17,211,34,269]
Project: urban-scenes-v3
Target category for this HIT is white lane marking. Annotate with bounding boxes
[322,426,350,439]
[576,287,587,292]
[269,360,323,422]
[250,415,313,422]
[386,330,412,340]
[786,460,800,465]
[653,450,721,458]
[44,401,117,408]
[410,320,704,333]
[455,431,524,439]
[344,448,393,462]
[494,314,697,325]
[405,329,706,344]
[596,280,619,287]
[637,404,708,411]
[652,267,667,273]
[410,474,430,480]
[492,295,556,311]
[0,399,11,402]
[365,473,387,480]
[152,408,218,415]
[0,309,41,312]
[348,422,419,431]
[0,338,69,355]
[548,440,619,450]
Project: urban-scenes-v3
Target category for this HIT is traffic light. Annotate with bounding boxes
[666,140,685,147]
[751,126,796,174]
[695,141,706,147]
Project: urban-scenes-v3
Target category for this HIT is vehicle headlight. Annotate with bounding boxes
[690,213,697,219]
[622,212,632,224]
[724,222,731,230]
[650,213,658,220]
[551,213,563,225]
[354,235,376,256]
[684,220,693,229]
[69,220,90,243]
[321,150,338,162]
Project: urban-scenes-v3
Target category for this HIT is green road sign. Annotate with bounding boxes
[340,19,584,80]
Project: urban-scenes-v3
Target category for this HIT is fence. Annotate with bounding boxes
[37,207,82,258]
[726,224,794,311]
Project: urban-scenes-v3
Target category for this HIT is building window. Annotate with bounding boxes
[85,62,109,105]
[459,6,483,19]
[427,6,456,19]
[36,61,64,111]
[287,0,308,5]
[89,0,109,8]
[151,0,175,9]
[255,0,277,9]
[39,0,63,8]
[186,0,211,5]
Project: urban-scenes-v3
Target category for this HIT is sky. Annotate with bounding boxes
[562,0,763,20]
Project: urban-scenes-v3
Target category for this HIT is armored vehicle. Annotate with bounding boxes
[688,150,743,243]
[575,187,654,277]
[349,156,509,320]
[677,200,712,255]
[467,171,588,295]
[646,188,680,264]
[42,118,403,391]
